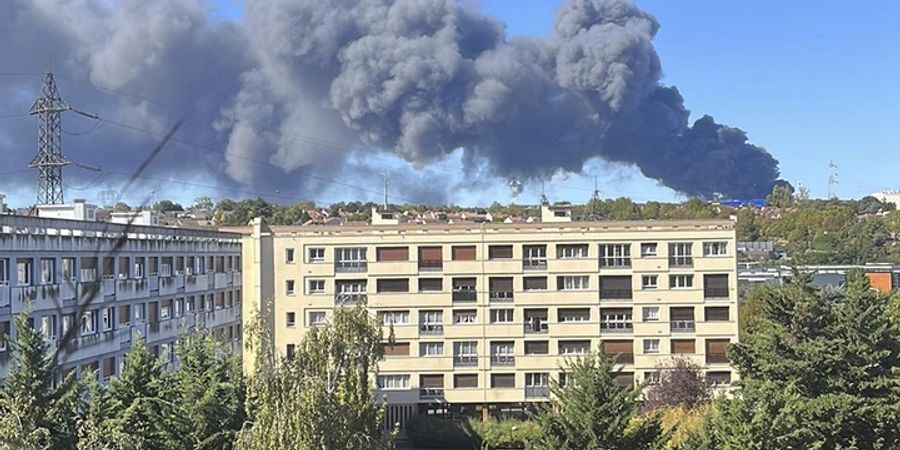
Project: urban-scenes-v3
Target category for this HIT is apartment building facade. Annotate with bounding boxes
[242,211,737,423]
[0,214,243,380]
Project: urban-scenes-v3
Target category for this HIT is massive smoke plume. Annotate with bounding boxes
[0,0,780,205]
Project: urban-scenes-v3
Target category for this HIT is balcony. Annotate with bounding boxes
[115,279,150,301]
[524,322,548,334]
[452,290,477,302]
[418,260,443,272]
[525,386,550,398]
[488,291,514,303]
[453,355,478,367]
[523,259,547,271]
[671,320,696,333]
[0,284,9,308]
[704,288,729,299]
[490,355,515,366]
[419,388,445,399]
[185,274,209,293]
[101,277,116,296]
[599,258,631,269]
[600,289,633,300]
[669,257,694,268]
[706,353,729,364]
[214,272,230,289]
[419,324,444,336]
[600,323,633,333]
[335,261,367,273]
[334,292,367,305]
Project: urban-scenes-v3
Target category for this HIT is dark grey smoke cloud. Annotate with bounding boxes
[0,0,780,205]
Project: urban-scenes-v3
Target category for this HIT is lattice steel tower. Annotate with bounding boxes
[29,72,72,205]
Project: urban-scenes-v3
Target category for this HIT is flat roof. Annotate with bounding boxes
[0,214,242,240]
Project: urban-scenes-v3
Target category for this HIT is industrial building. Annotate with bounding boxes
[241,205,739,423]
[0,204,243,380]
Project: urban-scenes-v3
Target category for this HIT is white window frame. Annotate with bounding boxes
[286,312,296,328]
[640,243,658,257]
[703,242,728,257]
[101,307,114,331]
[559,341,589,355]
[491,342,514,356]
[307,311,327,326]
[377,374,410,390]
[641,275,658,290]
[642,307,660,322]
[601,310,633,331]
[308,247,326,263]
[525,372,550,387]
[285,248,295,264]
[420,310,443,325]
[307,279,325,295]
[454,311,477,324]
[381,310,410,325]
[454,341,478,358]
[40,258,55,285]
[643,339,660,354]
[420,342,444,357]
[558,309,589,323]
[80,310,97,335]
[557,245,588,259]
[336,247,366,263]
[559,275,589,291]
[286,280,296,296]
[490,309,514,324]
[670,274,694,289]
[40,315,57,340]
[17,259,32,286]
[599,244,631,266]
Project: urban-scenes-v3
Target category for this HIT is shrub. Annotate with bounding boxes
[470,419,541,449]
[405,415,480,449]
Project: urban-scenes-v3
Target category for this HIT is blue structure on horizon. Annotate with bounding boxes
[718,199,766,208]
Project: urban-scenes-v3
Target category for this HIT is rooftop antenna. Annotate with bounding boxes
[539,180,549,205]
[28,71,100,205]
[828,160,839,200]
[382,170,389,210]
[578,176,603,221]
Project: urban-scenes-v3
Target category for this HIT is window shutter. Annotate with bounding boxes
[376,247,409,261]
[419,247,443,261]
[383,342,410,356]
[420,374,444,388]
[524,341,549,355]
[377,278,409,293]
[600,276,632,290]
[670,307,695,321]
[704,307,729,321]
[418,278,443,291]
[488,245,513,259]
[523,277,547,290]
[706,339,729,355]
[602,340,633,355]
[614,373,634,388]
[704,274,729,289]
[452,246,476,260]
[489,277,513,291]
[454,374,478,388]
[491,374,515,388]
[671,339,696,354]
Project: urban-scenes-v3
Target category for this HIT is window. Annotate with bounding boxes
[602,340,634,364]
[671,339,696,354]
[640,243,657,257]
[557,244,588,259]
[307,279,325,294]
[307,247,325,262]
[286,312,296,327]
[308,311,326,326]
[669,243,693,266]
[378,374,410,390]
[451,245,476,260]
[376,278,409,293]
[160,301,172,320]
[384,342,410,356]
[645,371,661,385]
[419,278,443,292]
[61,258,75,281]
[490,309,514,324]
[0,259,8,285]
[420,310,443,325]
[454,309,477,324]
[524,341,549,355]
[599,276,633,299]
[285,248,295,264]
[376,247,409,261]
[491,374,515,388]
[0,321,9,351]
[601,308,633,332]
[525,372,549,386]
[380,310,410,325]
[489,277,514,301]
[523,245,547,269]
[454,341,477,357]
[706,339,730,364]
[707,371,732,387]
[642,307,660,321]
[491,341,514,359]
[420,342,444,356]
[559,340,590,355]
[81,310,97,335]
[16,258,32,286]
[285,280,296,296]
[558,275,589,290]
[704,274,729,298]
[40,315,57,340]
[703,242,728,257]
[523,276,548,291]
[286,344,296,359]
[452,278,477,301]
[558,308,590,322]
[418,247,443,269]
[335,247,367,268]
[39,258,55,285]
[488,245,513,259]
[643,339,660,354]
[705,307,730,322]
[641,275,658,290]
[599,244,631,267]
[670,275,693,289]
[336,280,367,294]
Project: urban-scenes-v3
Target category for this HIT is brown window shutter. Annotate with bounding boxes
[488,245,513,259]
[383,342,410,356]
[704,274,729,289]
[614,372,634,388]
[419,247,443,261]
[377,278,409,293]
[602,340,633,355]
[454,374,478,388]
[489,277,513,291]
[377,247,409,261]
[418,278,443,291]
[491,374,515,388]
[706,339,729,355]
[118,306,129,324]
[524,277,548,290]
[102,357,115,377]
[671,339,696,354]
[670,307,695,321]
[525,341,549,355]
[420,374,444,388]
[704,307,730,321]
[452,246,476,260]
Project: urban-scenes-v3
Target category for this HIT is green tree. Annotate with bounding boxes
[765,185,794,208]
[152,200,184,213]
[113,202,132,212]
[683,272,900,449]
[531,351,665,450]
[192,196,214,211]
[643,357,710,412]
[0,313,82,450]
[235,304,394,449]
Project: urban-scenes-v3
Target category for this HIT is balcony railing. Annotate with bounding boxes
[525,386,550,398]
[523,259,547,270]
[524,321,548,334]
[599,258,631,268]
[606,353,634,364]
[453,355,478,367]
[600,289,633,300]
[671,320,696,333]
[418,260,443,271]
[452,290,477,302]
[334,292,367,305]
[600,322,633,333]
[490,355,515,366]
[706,353,729,364]
[419,324,444,335]
[669,256,694,268]
[704,288,729,299]
[419,387,444,399]
[488,291,514,302]
[335,261,367,273]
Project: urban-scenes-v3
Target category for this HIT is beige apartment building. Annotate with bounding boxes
[241,206,737,423]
